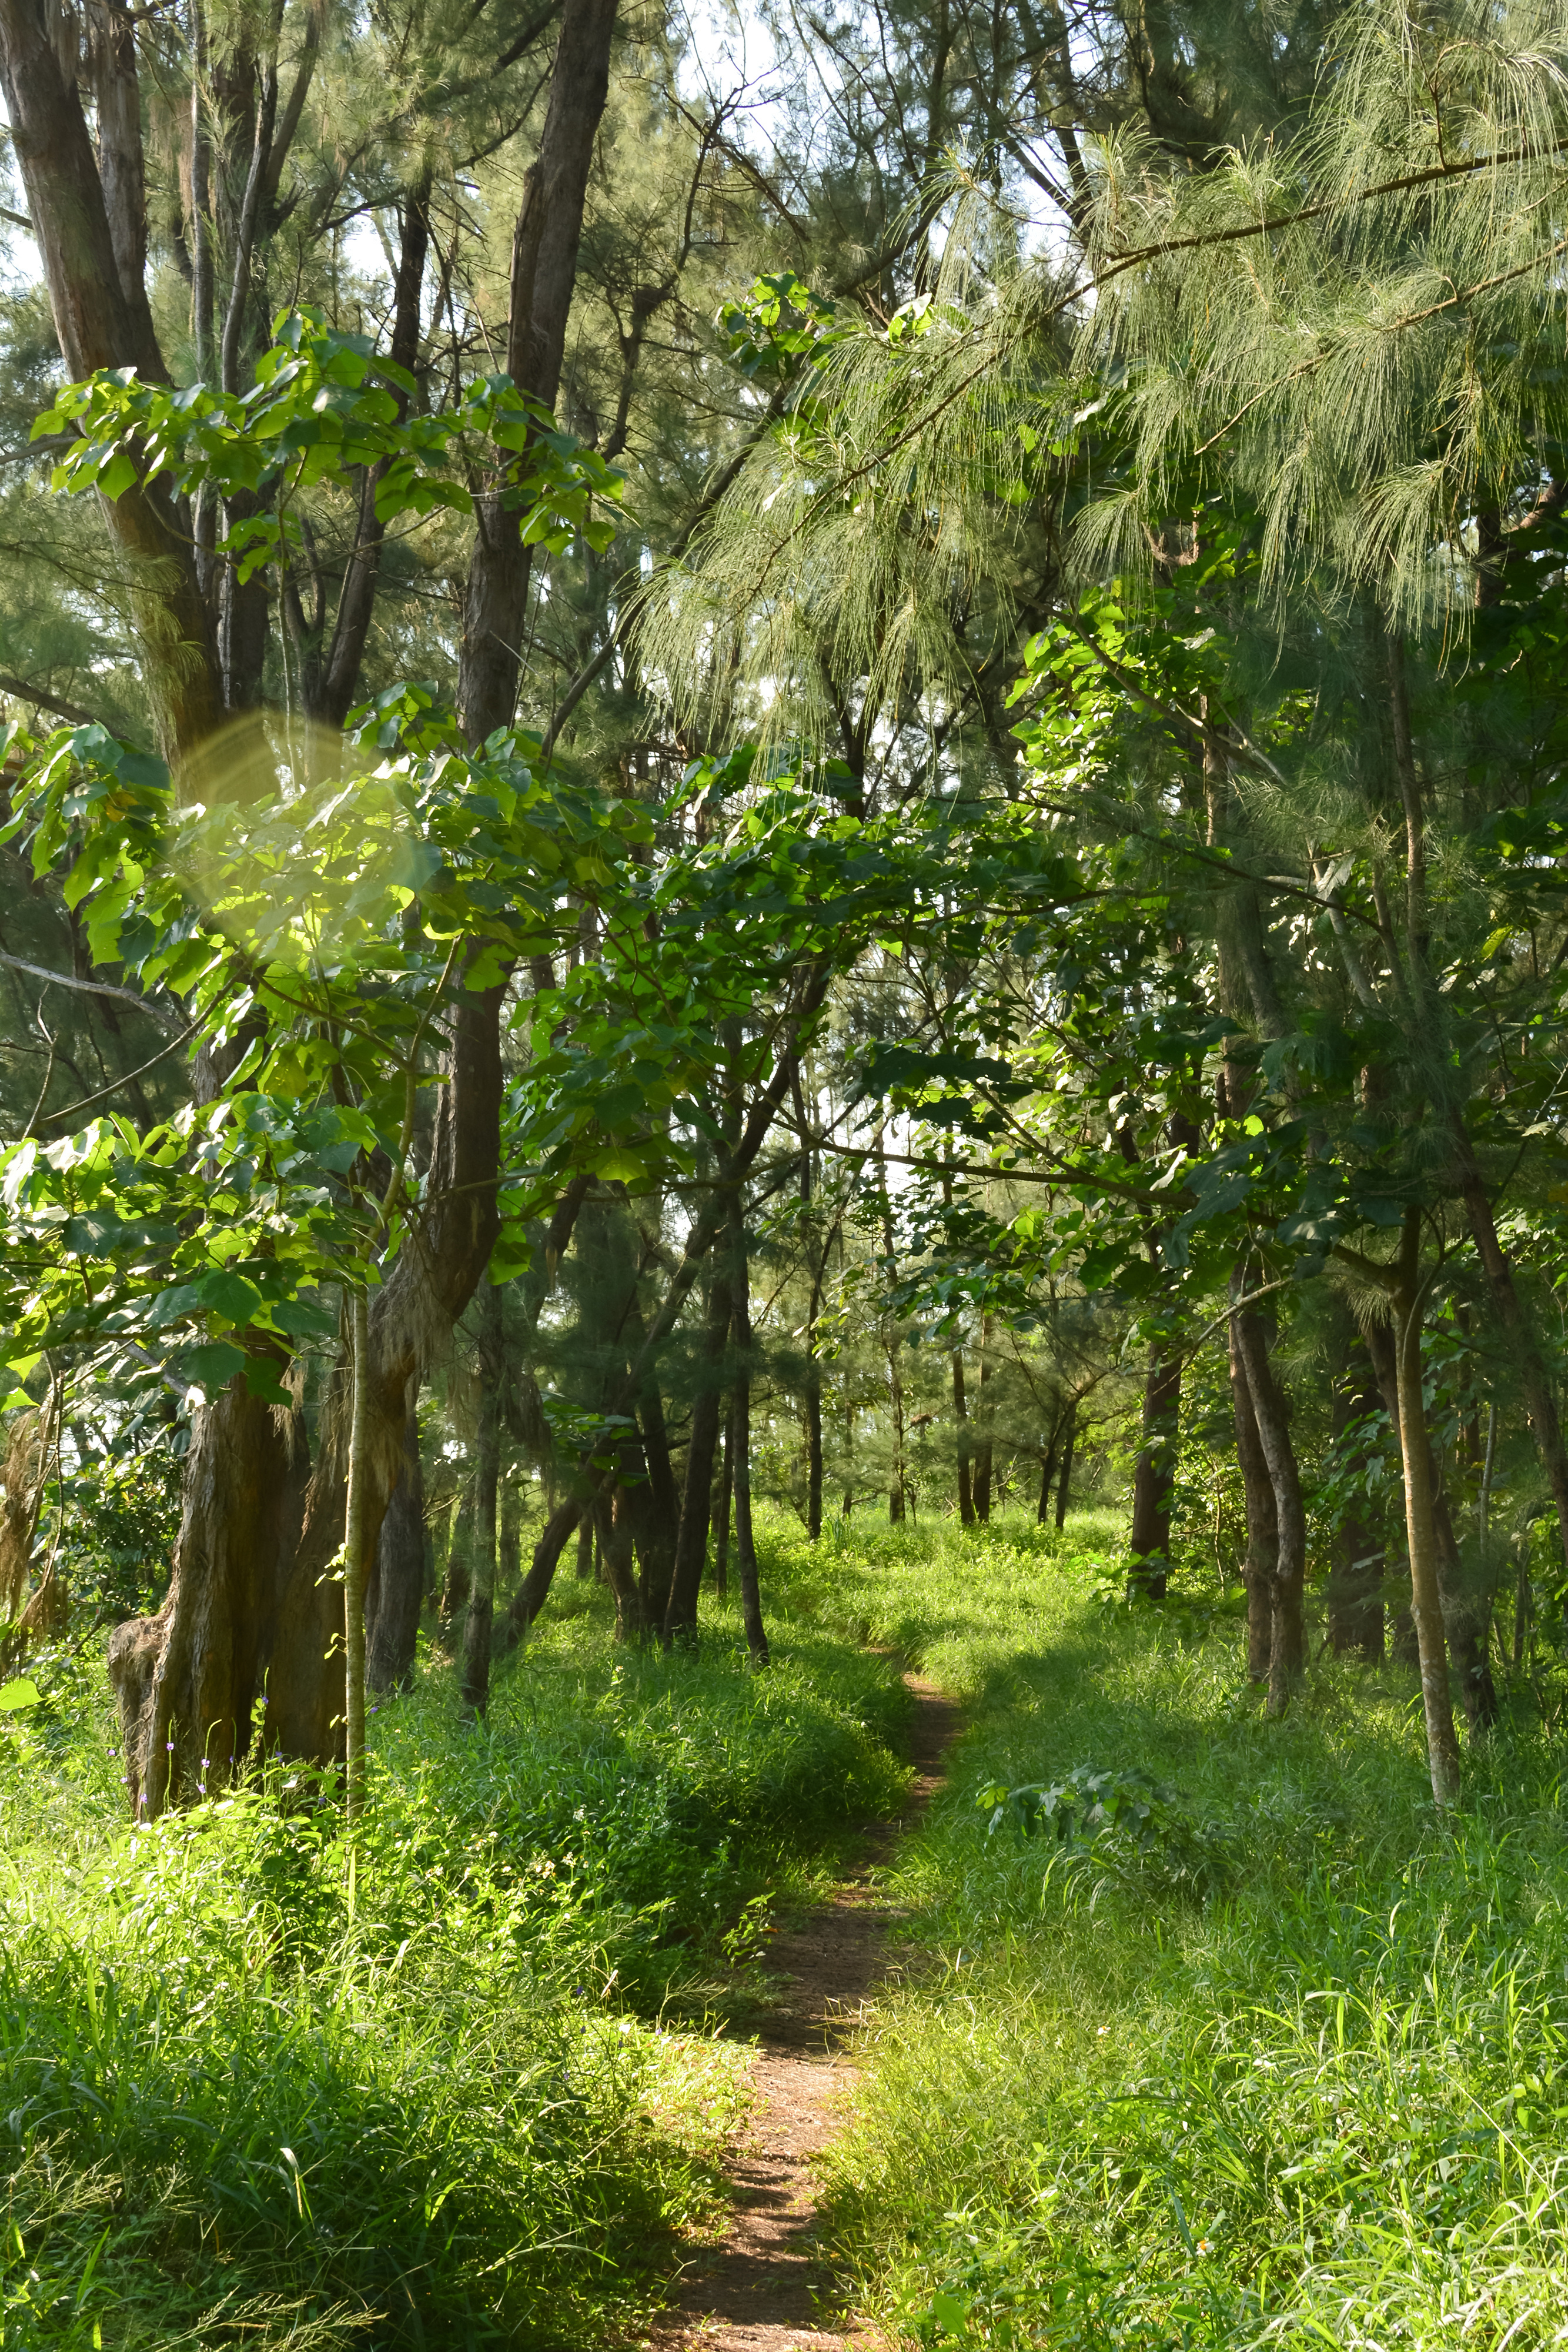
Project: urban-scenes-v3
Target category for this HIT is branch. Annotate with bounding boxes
[0,954,185,1034]
[38,1020,200,1125]
[0,672,104,729]
[787,1119,1172,1205]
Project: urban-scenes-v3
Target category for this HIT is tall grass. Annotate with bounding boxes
[811,1511,1568,2351]
[1,1580,907,2348]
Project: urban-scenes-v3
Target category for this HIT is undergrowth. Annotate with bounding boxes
[15,1500,1560,2352]
[807,1511,1568,2352]
[0,1578,906,2349]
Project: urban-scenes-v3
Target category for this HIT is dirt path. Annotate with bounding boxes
[647,1673,959,2352]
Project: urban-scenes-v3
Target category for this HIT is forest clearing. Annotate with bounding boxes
[5,0,1568,2343]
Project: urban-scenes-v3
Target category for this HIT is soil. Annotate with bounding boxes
[645,1673,960,2352]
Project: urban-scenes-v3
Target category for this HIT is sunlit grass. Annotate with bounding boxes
[809,1508,1568,2351]
[12,1501,1564,2349]
[0,1567,905,2348]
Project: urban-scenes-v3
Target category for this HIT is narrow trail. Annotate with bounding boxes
[647,1673,959,2352]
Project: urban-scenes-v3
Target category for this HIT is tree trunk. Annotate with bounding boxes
[1054,1403,1076,1532]
[631,1395,679,1624]
[803,1357,823,1542]
[1128,1344,1180,1601]
[793,1060,824,1542]
[499,1477,520,1596]
[727,1189,769,1663]
[1455,1135,1568,1578]
[107,1357,310,1818]
[1386,1213,1462,1805]
[459,1281,503,1713]
[1327,1332,1383,1663]
[343,1289,372,1817]
[600,1466,647,1642]
[1432,1482,1499,1734]
[459,0,618,743]
[0,0,222,759]
[1037,1442,1055,1526]
[0,1400,49,1632]
[664,1264,733,1641]
[1229,1320,1276,1683]
[1229,1293,1306,1710]
[972,1319,994,1521]
[713,1411,732,1597]
[310,172,432,726]
[1363,1317,1491,1727]
[439,1484,473,1642]
[365,1382,424,1693]
[953,1349,976,1525]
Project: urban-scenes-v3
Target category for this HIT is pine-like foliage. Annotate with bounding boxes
[636,178,1078,762]
[1079,0,1568,626]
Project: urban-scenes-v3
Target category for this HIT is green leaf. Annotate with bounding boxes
[266,1297,337,1338]
[99,449,139,502]
[930,2289,971,2339]
[195,1269,266,1324]
[0,1678,41,1714]
[179,1339,248,1391]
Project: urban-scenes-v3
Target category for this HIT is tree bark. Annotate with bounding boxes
[972,1317,994,1521]
[460,1280,503,1712]
[1327,1331,1384,1663]
[0,0,222,759]
[1453,1131,1568,1576]
[664,1261,733,1641]
[108,1357,310,1818]
[1054,1402,1076,1532]
[1229,1319,1277,1682]
[713,1411,732,1596]
[790,1058,824,1541]
[365,1381,424,1693]
[343,1289,372,1818]
[1036,1434,1056,1526]
[1383,1212,1462,1805]
[1363,1314,1493,1729]
[459,0,618,743]
[727,1188,769,1663]
[600,1464,647,1642]
[1128,1344,1180,1601]
[439,1484,473,1642]
[310,172,433,726]
[953,1348,976,1524]
[1229,1291,1306,1710]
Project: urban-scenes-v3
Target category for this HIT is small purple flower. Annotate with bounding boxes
[166,1740,174,1752]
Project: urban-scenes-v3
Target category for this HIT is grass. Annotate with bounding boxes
[804,1509,1568,2351]
[11,1499,1568,2350]
[0,1576,907,2349]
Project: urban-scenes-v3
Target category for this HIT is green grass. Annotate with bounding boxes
[12,1502,1568,2351]
[0,1577,907,2349]
[808,1510,1568,2351]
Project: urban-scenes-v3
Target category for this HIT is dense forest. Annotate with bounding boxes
[4,0,1568,2343]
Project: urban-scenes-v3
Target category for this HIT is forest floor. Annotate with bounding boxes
[650,1674,958,2352]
